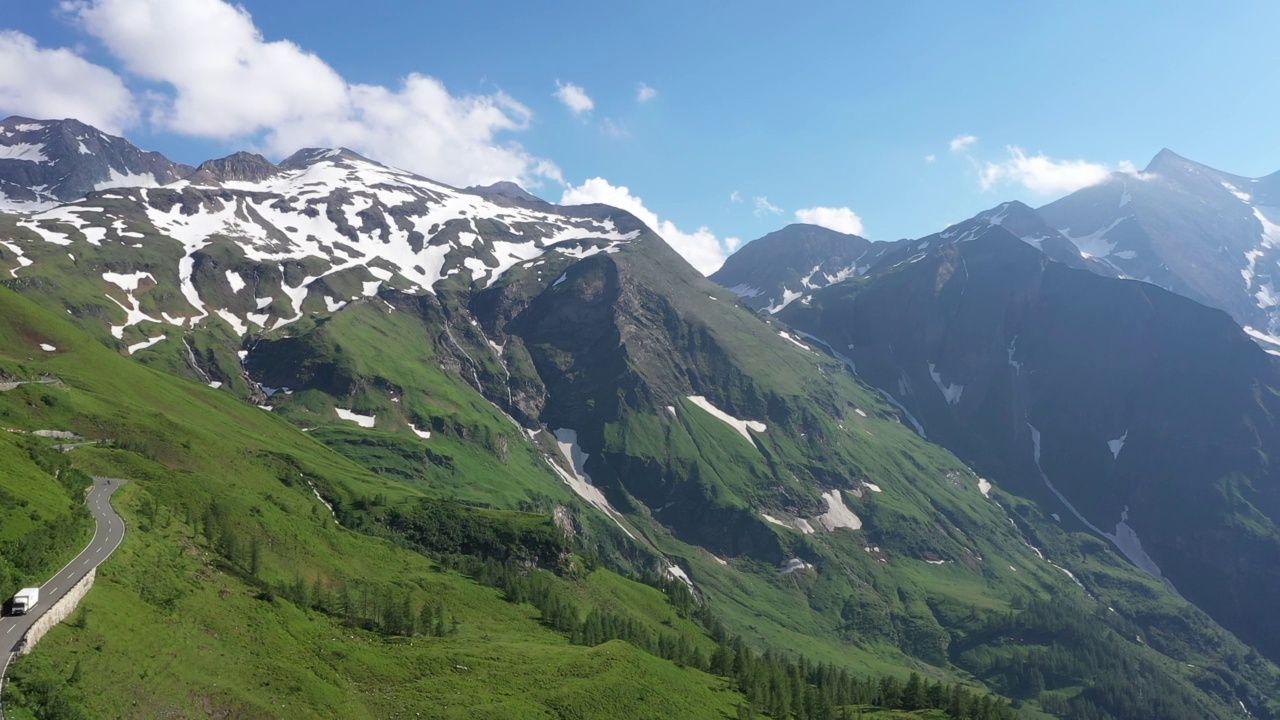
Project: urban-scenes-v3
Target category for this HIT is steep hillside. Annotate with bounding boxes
[0,286,752,719]
[782,225,1280,673]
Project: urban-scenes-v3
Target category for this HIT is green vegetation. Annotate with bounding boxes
[0,284,1016,720]
[0,436,93,604]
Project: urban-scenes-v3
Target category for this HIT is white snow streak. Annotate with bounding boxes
[685,395,766,444]
[335,408,376,428]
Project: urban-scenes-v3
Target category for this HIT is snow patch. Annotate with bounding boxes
[977,478,992,498]
[780,558,812,574]
[225,270,246,293]
[551,428,635,539]
[335,408,376,428]
[102,271,154,293]
[665,564,694,591]
[1243,326,1280,356]
[763,288,803,314]
[815,490,862,531]
[215,309,248,336]
[1221,181,1253,203]
[685,395,766,444]
[1108,431,1128,459]
[1062,216,1127,259]
[761,513,812,534]
[39,343,56,352]
[0,143,49,162]
[777,331,812,351]
[727,283,762,298]
[94,168,159,191]
[928,363,964,405]
[127,334,166,355]
[409,424,432,439]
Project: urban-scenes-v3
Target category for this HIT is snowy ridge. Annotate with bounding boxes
[4,149,641,337]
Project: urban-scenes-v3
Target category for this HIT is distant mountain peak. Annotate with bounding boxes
[710,222,873,313]
[1143,147,1213,176]
[772,222,867,241]
[188,151,280,184]
[465,180,545,204]
[277,147,379,170]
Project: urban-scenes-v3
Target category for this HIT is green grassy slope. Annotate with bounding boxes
[0,285,746,719]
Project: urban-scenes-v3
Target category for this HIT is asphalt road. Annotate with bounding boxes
[0,477,127,717]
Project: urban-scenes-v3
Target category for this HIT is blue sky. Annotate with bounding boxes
[2,1,1279,272]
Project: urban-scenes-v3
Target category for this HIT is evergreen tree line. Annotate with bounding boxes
[958,597,1237,720]
[272,574,458,638]
[447,554,1017,720]
[194,498,458,639]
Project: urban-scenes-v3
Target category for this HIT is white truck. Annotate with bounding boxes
[11,587,39,615]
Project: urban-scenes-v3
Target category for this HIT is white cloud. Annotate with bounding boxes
[636,83,657,102]
[979,146,1112,194]
[553,80,594,115]
[561,177,736,275]
[601,118,629,138]
[729,190,743,203]
[753,196,783,216]
[924,154,937,164]
[65,0,560,188]
[0,30,137,133]
[949,134,977,152]
[1116,160,1159,181]
[794,206,865,236]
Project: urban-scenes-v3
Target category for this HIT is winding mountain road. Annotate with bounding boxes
[0,477,127,718]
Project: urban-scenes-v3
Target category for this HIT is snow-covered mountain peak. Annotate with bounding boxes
[709,223,874,313]
[1040,151,1280,335]
[0,119,648,342]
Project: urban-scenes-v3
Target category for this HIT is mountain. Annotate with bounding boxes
[1037,149,1280,339]
[711,205,1121,315]
[709,223,881,312]
[3,117,1280,718]
[929,200,1122,278]
[780,222,1280,665]
[0,116,194,208]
